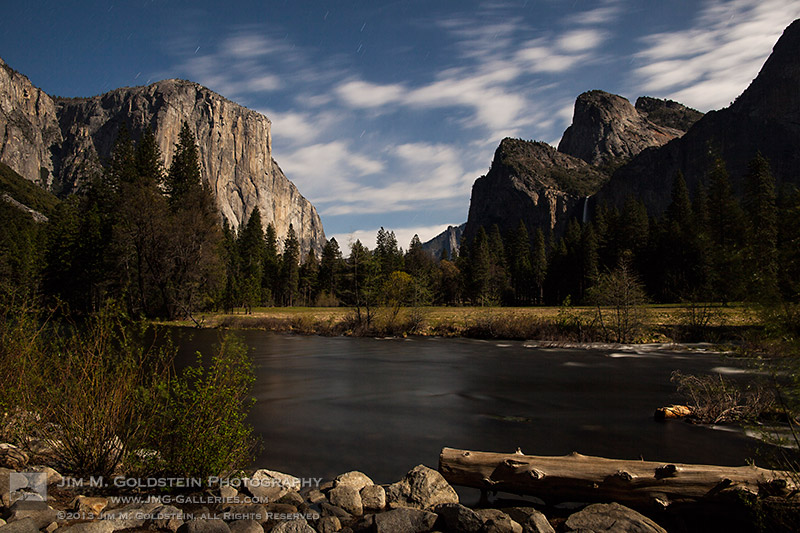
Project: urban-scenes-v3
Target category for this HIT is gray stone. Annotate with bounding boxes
[27,466,63,486]
[0,467,12,507]
[434,503,483,533]
[55,522,116,533]
[373,508,438,533]
[359,485,385,511]
[8,507,59,529]
[149,504,185,532]
[334,472,373,492]
[72,496,108,515]
[177,518,232,533]
[328,485,363,516]
[101,501,163,530]
[270,519,316,533]
[219,504,268,524]
[227,520,263,533]
[564,503,667,533]
[475,509,523,533]
[220,485,239,501]
[503,508,554,533]
[315,516,341,533]
[245,470,301,503]
[385,465,458,511]
[0,518,39,533]
[277,491,305,508]
[319,502,352,521]
[306,489,327,505]
[348,515,374,533]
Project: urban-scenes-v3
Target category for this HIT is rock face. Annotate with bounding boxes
[597,19,800,216]
[463,138,607,245]
[421,223,464,260]
[0,60,325,255]
[634,96,704,132]
[558,90,684,167]
[0,58,62,188]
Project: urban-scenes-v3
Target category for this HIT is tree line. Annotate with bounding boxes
[3,129,799,318]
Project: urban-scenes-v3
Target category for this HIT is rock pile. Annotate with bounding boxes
[0,443,670,533]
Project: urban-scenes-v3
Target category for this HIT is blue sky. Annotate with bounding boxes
[2,0,799,249]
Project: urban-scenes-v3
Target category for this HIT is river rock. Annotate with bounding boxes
[0,467,13,507]
[27,466,62,486]
[328,485,363,516]
[504,508,554,533]
[0,518,40,533]
[359,485,385,511]
[654,405,691,420]
[245,470,300,502]
[385,465,458,510]
[277,490,305,508]
[306,489,327,505]
[373,508,437,533]
[320,502,352,521]
[334,472,373,492]
[220,503,268,523]
[220,486,239,501]
[0,444,28,469]
[564,503,667,533]
[55,523,116,533]
[315,516,341,533]
[177,518,231,533]
[7,507,59,529]
[149,504,185,532]
[434,503,483,533]
[73,495,108,515]
[101,501,163,530]
[227,520,263,533]
[270,519,316,533]
[475,509,523,533]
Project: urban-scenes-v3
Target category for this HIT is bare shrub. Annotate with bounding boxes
[671,370,775,424]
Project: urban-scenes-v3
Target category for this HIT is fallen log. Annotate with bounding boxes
[439,447,794,509]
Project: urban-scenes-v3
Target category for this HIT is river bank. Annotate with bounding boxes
[159,305,759,344]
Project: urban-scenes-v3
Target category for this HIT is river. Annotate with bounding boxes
[174,330,765,485]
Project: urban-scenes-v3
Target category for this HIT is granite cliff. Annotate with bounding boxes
[0,62,325,255]
[557,90,688,168]
[421,224,464,260]
[596,19,800,216]
[462,138,607,246]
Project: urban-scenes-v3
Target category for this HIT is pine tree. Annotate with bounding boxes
[237,208,266,313]
[221,218,240,312]
[280,225,301,306]
[706,158,747,303]
[531,228,547,305]
[318,238,343,301]
[468,227,492,305]
[507,220,533,305]
[134,127,164,186]
[375,227,403,279]
[743,153,779,302]
[166,122,202,209]
[262,223,280,304]
[298,250,319,306]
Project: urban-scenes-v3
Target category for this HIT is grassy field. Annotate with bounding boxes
[159,303,760,343]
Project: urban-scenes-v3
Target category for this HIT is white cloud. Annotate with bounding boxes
[335,80,405,108]
[557,29,608,53]
[261,109,340,144]
[633,0,800,111]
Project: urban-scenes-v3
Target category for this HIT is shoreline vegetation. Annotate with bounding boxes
[158,304,759,344]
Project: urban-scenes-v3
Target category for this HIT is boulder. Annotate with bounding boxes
[475,509,523,533]
[227,520,263,533]
[315,516,341,533]
[149,504,185,532]
[0,444,28,470]
[270,520,316,533]
[373,508,437,533]
[328,485,363,516]
[176,518,231,533]
[73,496,109,515]
[306,489,327,505]
[503,508,554,533]
[434,503,483,533]
[334,472,373,492]
[276,491,305,508]
[320,502,352,522]
[55,523,115,533]
[101,501,163,530]
[27,466,63,486]
[0,467,13,507]
[564,503,667,533]
[219,503,268,524]
[359,485,385,511]
[7,507,59,529]
[0,518,40,533]
[245,470,300,503]
[385,465,458,510]
[220,485,239,501]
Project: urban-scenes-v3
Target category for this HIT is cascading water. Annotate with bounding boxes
[582,196,590,223]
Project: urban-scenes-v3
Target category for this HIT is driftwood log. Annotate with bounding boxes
[439,447,794,509]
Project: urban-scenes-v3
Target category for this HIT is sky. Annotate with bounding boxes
[2,0,799,250]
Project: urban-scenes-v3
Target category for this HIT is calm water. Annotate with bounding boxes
[174,330,764,484]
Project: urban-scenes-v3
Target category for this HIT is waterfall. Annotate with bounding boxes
[582,196,590,224]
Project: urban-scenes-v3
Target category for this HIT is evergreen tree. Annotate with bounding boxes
[375,227,403,279]
[221,218,240,312]
[166,122,202,209]
[467,228,492,305]
[134,127,164,186]
[318,238,343,301]
[280,224,300,306]
[777,186,800,301]
[706,158,747,303]
[237,208,266,313]
[507,221,533,305]
[262,223,280,304]
[404,235,434,306]
[742,153,779,302]
[298,250,319,306]
[531,228,547,305]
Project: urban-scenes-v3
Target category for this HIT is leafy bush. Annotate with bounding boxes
[671,370,775,424]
